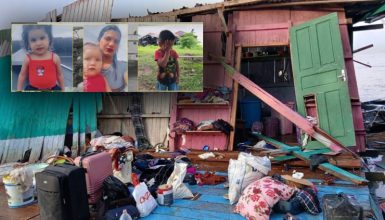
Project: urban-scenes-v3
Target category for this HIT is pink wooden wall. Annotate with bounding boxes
[170,8,366,152]
[229,8,366,151]
[192,14,233,88]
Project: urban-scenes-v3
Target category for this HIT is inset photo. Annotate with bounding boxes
[137,23,203,92]
[82,24,128,92]
[11,24,73,92]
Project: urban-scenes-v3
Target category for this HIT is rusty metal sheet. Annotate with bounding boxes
[61,0,113,22]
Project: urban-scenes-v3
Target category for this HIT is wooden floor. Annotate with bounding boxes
[0,172,382,220]
[143,177,380,220]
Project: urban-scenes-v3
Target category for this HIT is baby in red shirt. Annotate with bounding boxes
[83,43,111,92]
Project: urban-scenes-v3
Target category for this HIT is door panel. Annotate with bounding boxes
[290,13,355,149]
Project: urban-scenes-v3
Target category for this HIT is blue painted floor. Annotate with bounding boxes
[142,178,377,220]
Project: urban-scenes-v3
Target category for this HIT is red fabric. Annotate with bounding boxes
[84,74,108,92]
[28,52,57,89]
[195,172,226,185]
[154,49,179,61]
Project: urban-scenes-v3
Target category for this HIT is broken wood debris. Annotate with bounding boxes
[212,54,362,160]
[254,133,368,185]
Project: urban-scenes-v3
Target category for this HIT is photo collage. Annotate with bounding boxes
[11,22,203,92]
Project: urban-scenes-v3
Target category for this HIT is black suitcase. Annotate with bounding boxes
[36,163,90,220]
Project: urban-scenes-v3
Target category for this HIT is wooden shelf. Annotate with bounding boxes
[177,103,229,109]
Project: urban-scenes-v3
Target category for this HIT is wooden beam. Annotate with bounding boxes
[319,163,367,185]
[228,46,241,151]
[353,44,374,53]
[235,22,291,31]
[213,55,364,157]
[255,133,367,185]
[353,59,372,68]
[217,7,228,34]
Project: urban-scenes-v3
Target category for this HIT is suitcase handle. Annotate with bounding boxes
[78,151,101,168]
[45,156,75,165]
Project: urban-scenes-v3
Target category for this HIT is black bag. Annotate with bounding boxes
[36,163,89,220]
[323,193,363,220]
[104,205,140,220]
[103,175,136,209]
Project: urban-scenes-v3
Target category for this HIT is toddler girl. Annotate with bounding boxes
[83,42,111,92]
[17,25,65,91]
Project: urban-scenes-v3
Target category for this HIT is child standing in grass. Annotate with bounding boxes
[154,30,180,91]
[17,25,65,91]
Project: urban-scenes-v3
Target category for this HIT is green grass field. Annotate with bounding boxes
[138,45,203,91]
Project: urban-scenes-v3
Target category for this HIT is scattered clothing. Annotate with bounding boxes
[195,172,226,185]
[196,120,215,131]
[212,119,233,135]
[295,188,321,215]
[198,152,216,159]
[90,135,134,149]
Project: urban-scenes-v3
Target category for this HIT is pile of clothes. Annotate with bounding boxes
[172,118,233,135]
[178,87,231,104]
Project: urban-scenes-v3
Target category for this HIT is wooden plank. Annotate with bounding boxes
[319,163,367,185]
[255,133,367,185]
[353,44,373,54]
[272,155,297,162]
[214,56,362,155]
[253,133,301,151]
[235,22,291,31]
[217,8,228,34]
[228,46,241,151]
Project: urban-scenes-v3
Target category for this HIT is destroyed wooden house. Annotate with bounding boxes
[1,0,385,219]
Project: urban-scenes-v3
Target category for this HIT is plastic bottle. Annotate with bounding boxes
[119,209,132,220]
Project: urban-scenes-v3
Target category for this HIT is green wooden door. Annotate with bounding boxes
[290,13,355,149]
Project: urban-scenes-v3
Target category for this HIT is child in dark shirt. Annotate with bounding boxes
[154,30,180,91]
